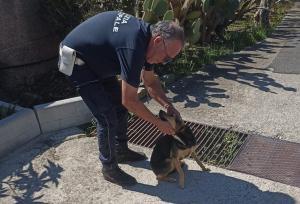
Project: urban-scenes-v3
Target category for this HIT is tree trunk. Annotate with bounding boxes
[255,0,273,28]
[180,0,195,25]
[135,0,143,17]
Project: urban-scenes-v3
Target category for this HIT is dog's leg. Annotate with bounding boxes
[191,151,210,172]
[157,174,176,183]
[174,159,185,189]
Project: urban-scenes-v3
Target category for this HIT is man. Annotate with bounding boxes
[59,11,184,186]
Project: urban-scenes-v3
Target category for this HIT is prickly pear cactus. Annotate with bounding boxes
[142,0,170,23]
[163,10,175,21]
[152,0,169,17]
[141,0,242,44]
[186,18,202,44]
[186,11,201,21]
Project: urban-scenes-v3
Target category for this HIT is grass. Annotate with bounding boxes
[156,1,293,78]
[0,105,16,120]
[78,119,97,137]
[78,113,136,138]
[208,131,244,167]
[193,128,245,167]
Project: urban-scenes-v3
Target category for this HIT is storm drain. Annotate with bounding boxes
[127,116,248,168]
[228,135,300,188]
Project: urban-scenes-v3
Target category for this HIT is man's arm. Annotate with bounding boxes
[121,80,175,135]
[141,69,171,108]
[141,69,181,118]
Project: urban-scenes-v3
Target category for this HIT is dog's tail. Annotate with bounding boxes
[191,151,210,172]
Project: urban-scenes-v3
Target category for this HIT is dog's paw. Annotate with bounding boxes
[157,176,176,183]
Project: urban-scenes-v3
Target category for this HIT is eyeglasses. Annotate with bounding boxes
[162,39,173,65]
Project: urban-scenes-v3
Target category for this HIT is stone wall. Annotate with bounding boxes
[0,0,60,92]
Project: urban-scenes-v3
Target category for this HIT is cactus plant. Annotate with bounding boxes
[142,0,170,23]
[163,10,175,20]
[153,0,169,17]
[188,18,202,44]
[186,11,201,21]
[141,0,253,44]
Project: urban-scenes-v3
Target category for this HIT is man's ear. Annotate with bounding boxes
[153,35,163,45]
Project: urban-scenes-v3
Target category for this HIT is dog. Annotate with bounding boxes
[150,110,210,189]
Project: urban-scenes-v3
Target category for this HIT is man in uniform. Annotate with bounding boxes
[60,11,185,186]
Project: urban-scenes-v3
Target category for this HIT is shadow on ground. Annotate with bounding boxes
[168,63,296,108]
[166,7,299,109]
[126,161,296,204]
[167,38,297,108]
[0,131,75,203]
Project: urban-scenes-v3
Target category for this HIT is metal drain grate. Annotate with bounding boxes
[228,135,300,188]
[127,116,248,167]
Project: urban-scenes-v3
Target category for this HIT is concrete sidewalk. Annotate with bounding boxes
[0,128,299,203]
[146,2,300,144]
[1,2,300,204]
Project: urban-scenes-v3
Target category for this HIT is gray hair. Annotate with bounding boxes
[150,21,185,45]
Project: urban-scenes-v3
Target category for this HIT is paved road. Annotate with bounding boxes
[269,2,300,74]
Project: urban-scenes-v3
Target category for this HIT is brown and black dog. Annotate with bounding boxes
[150,110,210,188]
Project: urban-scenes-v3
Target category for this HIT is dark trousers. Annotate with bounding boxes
[69,63,128,168]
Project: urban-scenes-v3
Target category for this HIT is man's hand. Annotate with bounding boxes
[165,104,182,120]
[155,119,175,135]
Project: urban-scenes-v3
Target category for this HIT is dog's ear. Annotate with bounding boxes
[159,110,167,121]
[159,110,177,129]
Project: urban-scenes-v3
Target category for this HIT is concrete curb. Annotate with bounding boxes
[0,101,41,158]
[32,88,149,134]
[0,88,148,158]
[33,96,93,133]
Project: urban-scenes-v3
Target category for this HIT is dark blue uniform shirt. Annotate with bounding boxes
[63,11,153,88]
